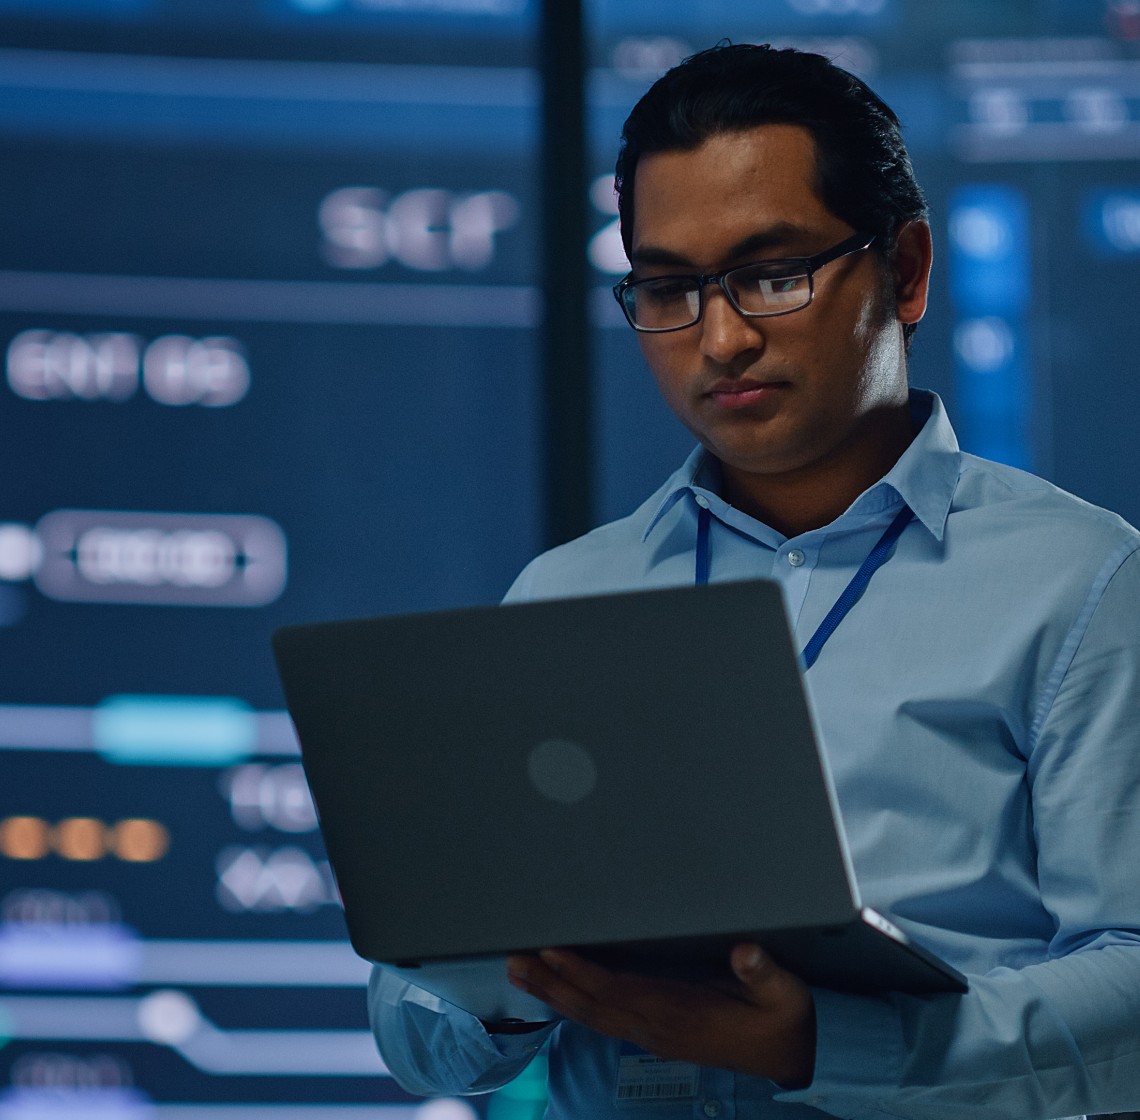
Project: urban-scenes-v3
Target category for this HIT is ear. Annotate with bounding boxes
[892,220,932,326]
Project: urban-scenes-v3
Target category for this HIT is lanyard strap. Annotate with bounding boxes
[694,503,914,670]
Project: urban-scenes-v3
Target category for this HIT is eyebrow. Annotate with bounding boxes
[630,222,819,271]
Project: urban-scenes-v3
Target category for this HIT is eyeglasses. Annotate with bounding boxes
[612,231,877,333]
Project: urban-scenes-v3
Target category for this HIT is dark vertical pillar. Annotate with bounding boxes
[539,0,593,548]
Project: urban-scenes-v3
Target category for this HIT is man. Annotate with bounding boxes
[369,44,1140,1118]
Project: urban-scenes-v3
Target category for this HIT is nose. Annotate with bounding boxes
[698,285,765,365]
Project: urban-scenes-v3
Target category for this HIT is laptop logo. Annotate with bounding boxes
[527,739,597,804]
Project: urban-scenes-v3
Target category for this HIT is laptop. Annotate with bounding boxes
[272,580,967,1021]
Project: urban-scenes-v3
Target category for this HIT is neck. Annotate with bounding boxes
[719,404,916,538]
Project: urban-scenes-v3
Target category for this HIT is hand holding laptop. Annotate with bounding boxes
[505,944,816,1089]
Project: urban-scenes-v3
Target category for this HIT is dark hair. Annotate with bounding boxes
[615,43,928,347]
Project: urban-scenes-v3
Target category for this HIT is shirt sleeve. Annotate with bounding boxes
[776,542,1140,1120]
[367,965,556,1097]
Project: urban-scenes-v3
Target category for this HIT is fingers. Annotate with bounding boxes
[510,945,799,1020]
[506,951,591,1013]
[506,946,816,1084]
[508,950,619,1016]
[507,951,666,1047]
[537,948,616,992]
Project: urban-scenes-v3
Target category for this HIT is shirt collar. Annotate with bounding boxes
[642,445,714,541]
[642,389,960,543]
[877,389,959,542]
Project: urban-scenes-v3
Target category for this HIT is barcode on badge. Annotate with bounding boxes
[618,1080,699,1100]
[615,1054,699,1105]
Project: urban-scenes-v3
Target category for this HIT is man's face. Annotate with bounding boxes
[627,124,928,486]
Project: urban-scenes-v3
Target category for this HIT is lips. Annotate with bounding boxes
[704,379,788,409]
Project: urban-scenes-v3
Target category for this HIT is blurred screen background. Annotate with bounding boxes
[2,1,1138,1117]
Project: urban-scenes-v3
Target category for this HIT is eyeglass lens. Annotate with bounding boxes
[624,264,812,329]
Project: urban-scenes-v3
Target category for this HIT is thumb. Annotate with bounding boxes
[730,944,797,1003]
[729,943,817,1088]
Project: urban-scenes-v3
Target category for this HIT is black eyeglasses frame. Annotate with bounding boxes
[612,230,878,333]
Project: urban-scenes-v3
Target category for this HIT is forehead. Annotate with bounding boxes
[630,124,840,262]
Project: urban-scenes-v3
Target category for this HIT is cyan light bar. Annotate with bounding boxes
[93,695,255,766]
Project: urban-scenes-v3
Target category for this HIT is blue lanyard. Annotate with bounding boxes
[694,502,914,670]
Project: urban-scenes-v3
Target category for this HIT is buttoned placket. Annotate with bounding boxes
[771,538,817,634]
[696,1067,736,1120]
[690,490,819,633]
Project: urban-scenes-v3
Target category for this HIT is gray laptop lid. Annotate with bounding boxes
[273,579,965,1013]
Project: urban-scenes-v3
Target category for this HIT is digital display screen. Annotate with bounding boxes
[3,2,1140,1117]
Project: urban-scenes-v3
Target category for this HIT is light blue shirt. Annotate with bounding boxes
[369,391,1140,1119]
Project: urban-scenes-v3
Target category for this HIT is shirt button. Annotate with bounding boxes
[786,549,805,567]
[694,494,710,509]
[702,1102,723,1118]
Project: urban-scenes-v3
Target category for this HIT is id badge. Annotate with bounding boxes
[615,1042,699,1106]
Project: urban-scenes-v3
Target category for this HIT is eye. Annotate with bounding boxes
[728,264,812,313]
[638,277,698,301]
[748,262,801,281]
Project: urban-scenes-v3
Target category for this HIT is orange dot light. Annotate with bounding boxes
[111,818,170,862]
[0,816,51,860]
[53,817,107,861]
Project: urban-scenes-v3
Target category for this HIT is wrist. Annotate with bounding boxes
[768,999,816,1089]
